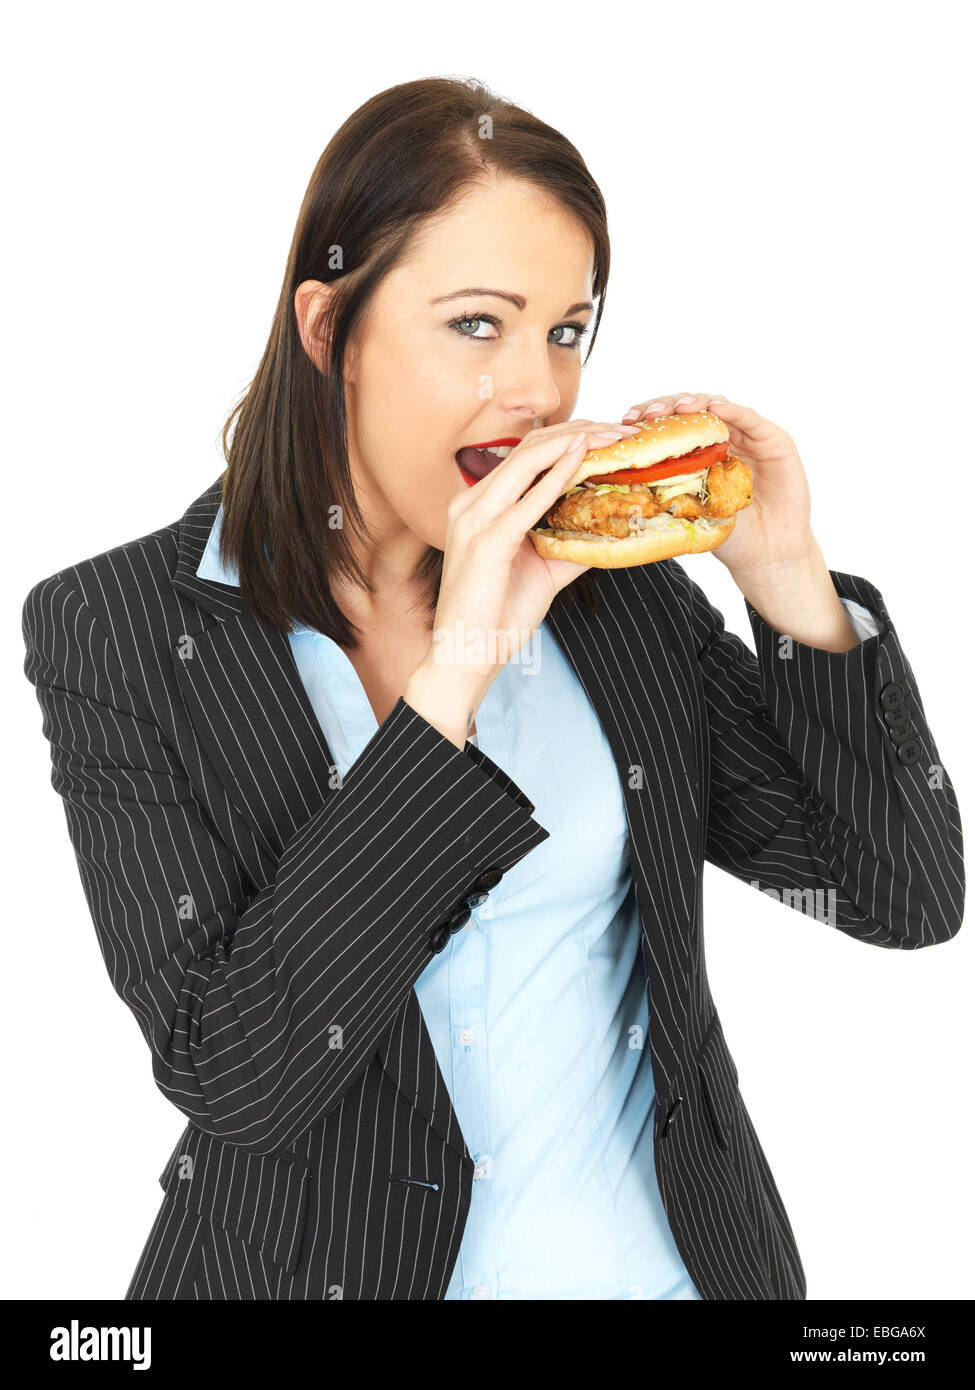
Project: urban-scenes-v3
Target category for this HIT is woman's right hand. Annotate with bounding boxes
[404,418,642,743]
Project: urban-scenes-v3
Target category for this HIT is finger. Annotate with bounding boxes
[702,399,771,439]
[621,397,676,421]
[470,422,640,512]
[504,435,593,531]
[494,420,637,459]
[454,424,590,499]
[623,394,730,422]
[546,556,592,588]
[629,395,690,420]
[455,431,587,533]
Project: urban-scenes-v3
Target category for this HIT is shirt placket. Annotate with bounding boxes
[449,691,505,1300]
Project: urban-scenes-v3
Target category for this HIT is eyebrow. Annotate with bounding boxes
[429,288,594,316]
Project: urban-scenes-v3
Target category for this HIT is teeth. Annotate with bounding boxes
[483,445,513,458]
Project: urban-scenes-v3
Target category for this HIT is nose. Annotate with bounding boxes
[491,351,563,426]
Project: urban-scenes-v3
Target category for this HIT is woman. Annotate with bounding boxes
[22,77,963,1301]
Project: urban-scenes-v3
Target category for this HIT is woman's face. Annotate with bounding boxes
[304,175,596,555]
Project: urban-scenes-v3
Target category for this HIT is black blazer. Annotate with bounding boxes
[21,474,964,1300]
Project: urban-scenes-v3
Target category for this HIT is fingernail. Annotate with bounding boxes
[621,408,640,421]
[647,402,667,412]
[567,430,587,449]
[675,396,696,405]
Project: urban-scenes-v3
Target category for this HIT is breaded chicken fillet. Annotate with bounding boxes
[545,457,753,538]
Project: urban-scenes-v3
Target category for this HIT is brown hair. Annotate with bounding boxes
[218,75,610,646]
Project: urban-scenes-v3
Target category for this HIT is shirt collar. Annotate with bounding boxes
[196,502,313,636]
[196,502,239,586]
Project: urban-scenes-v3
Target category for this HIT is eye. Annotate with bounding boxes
[448,313,501,341]
[550,320,592,350]
[447,312,592,351]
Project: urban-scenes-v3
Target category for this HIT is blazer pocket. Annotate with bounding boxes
[159,1128,309,1277]
[694,1014,739,1152]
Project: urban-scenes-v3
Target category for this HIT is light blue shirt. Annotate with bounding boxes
[198,502,880,1299]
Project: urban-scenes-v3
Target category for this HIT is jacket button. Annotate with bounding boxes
[465,891,490,909]
[889,723,915,746]
[429,925,451,954]
[473,866,503,893]
[880,681,905,711]
[897,738,922,765]
[659,1095,681,1139]
[884,705,910,731]
[447,904,472,934]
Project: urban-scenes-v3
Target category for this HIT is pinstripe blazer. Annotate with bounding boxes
[21,473,964,1300]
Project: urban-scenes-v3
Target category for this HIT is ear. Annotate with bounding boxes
[294,280,334,370]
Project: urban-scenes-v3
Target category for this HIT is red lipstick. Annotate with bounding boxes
[463,437,523,448]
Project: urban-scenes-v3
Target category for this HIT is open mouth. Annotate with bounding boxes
[455,437,521,485]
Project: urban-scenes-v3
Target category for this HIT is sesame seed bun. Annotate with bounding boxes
[565,409,730,490]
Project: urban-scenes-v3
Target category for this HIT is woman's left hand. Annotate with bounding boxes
[620,392,817,582]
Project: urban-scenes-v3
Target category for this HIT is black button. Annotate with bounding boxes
[880,681,905,711]
[473,866,502,893]
[884,705,910,731]
[429,925,451,953]
[897,738,922,765]
[889,723,915,746]
[447,904,472,934]
[465,891,490,909]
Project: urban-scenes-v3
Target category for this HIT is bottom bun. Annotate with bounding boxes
[529,514,737,568]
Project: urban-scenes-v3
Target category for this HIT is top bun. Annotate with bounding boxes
[566,409,730,490]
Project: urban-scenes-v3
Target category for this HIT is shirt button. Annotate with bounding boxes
[473,1155,492,1179]
[472,1284,491,1299]
[457,1027,476,1046]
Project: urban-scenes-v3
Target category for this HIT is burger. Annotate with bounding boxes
[529,409,753,568]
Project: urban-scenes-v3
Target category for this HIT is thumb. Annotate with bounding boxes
[549,560,592,592]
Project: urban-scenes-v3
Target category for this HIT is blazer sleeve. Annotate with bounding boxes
[685,566,965,948]
[22,572,550,1155]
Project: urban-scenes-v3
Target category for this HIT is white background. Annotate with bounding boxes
[4,0,971,1301]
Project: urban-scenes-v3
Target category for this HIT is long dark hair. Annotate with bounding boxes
[218,75,610,646]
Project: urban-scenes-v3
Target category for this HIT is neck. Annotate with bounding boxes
[332,551,434,632]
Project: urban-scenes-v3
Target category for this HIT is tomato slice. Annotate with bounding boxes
[584,440,728,486]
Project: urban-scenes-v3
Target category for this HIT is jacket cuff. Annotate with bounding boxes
[461,738,536,814]
[377,695,548,862]
[743,568,928,800]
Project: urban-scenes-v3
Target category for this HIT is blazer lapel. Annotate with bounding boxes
[169,476,337,862]
[543,571,706,1074]
[168,475,463,1151]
